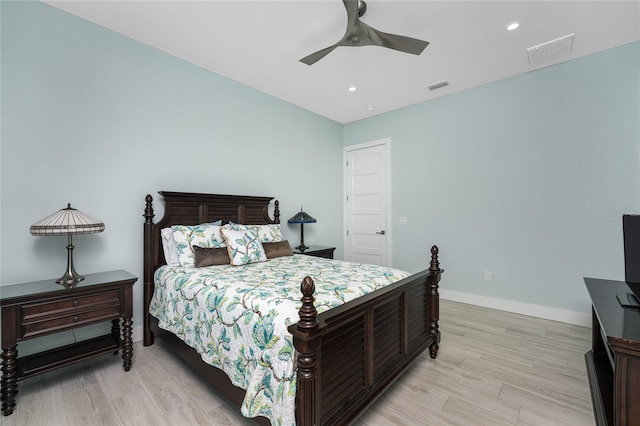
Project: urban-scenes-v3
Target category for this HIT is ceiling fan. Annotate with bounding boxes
[300,0,429,66]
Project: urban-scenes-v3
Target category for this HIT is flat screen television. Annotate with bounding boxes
[623,214,640,300]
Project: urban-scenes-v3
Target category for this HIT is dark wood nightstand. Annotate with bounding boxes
[0,270,137,416]
[292,245,336,259]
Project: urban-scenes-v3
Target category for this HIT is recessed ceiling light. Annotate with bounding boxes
[348,86,357,92]
[367,106,375,111]
[507,21,520,31]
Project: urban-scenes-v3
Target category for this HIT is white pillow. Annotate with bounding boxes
[220,227,267,266]
[161,220,222,266]
[161,227,181,266]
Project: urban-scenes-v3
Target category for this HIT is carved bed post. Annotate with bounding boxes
[273,200,280,224]
[143,194,155,346]
[294,276,322,426]
[428,245,441,359]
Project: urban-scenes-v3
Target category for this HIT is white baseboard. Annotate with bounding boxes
[133,325,144,343]
[439,289,591,327]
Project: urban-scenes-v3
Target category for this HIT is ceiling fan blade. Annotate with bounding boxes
[368,26,429,55]
[300,1,360,65]
[300,44,340,66]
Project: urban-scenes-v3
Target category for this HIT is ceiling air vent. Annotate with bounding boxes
[427,80,449,91]
[527,33,575,65]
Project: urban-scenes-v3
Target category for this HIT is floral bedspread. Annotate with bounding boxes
[149,254,410,426]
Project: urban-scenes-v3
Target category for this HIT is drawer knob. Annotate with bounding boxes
[72,301,79,307]
[73,316,79,322]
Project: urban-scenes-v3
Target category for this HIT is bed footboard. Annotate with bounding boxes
[289,246,442,426]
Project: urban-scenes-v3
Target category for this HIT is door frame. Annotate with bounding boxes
[343,138,393,267]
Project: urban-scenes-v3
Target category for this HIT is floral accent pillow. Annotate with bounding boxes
[171,224,226,268]
[255,224,284,243]
[220,227,267,266]
[162,220,222,266]
[225,223,284,243]
[225,223,251,231]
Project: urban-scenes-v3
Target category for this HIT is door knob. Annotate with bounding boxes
[376,230,386,235]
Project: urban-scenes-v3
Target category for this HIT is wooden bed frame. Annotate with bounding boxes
[143,191,442,425]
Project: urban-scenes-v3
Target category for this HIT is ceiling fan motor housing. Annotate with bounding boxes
[358,0,367,17]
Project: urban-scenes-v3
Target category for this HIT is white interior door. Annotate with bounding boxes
[344,139,391,266]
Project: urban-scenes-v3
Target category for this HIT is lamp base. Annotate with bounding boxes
[296,223,309,252]
[56,272,84,287]
[56,236,84,287]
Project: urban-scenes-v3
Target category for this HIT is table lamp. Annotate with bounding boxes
[30,203,105,286]
[288,208,316,251]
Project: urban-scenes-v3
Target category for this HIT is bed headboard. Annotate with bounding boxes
[144,191,280,273]
[143,191,280,345]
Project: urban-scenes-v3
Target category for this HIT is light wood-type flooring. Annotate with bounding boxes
[0,300,594,426]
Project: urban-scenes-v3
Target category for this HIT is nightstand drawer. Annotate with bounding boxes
[20,290,121,338]
[22,305,121,338]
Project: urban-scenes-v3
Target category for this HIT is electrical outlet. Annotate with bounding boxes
[399,217,408,225]
[484,271,492,281]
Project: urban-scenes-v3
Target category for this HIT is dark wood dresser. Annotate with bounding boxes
[584,277,640,426]
[1,270,137,416]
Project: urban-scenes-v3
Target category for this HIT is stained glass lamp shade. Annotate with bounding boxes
[288,208,316,251]
[30,204,105,285]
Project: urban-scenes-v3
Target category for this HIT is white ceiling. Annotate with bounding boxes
[44,1,640,124]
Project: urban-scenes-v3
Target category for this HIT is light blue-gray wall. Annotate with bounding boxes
[1,0,638,346]
[0,1,342,348]
[344,41,640,314]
